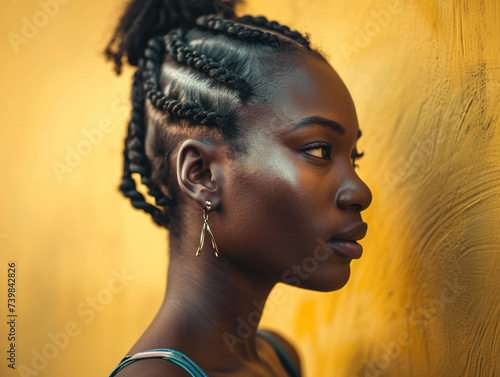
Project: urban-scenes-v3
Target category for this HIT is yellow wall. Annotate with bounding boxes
[1,0,498,376]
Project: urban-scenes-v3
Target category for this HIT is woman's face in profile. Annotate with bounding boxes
[213,56,372,292]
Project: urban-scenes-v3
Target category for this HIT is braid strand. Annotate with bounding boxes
[196,15,281,47]
[165,30,251,98]
[120,66,173,227]
[237,15,311,48]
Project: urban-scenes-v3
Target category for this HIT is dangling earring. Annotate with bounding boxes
[196,200,219,257]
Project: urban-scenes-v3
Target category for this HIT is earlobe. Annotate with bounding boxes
[176,139,221,209]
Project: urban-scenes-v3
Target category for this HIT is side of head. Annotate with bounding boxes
[106,0,372,291]
[106,0,324,232]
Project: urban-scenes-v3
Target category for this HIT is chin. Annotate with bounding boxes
[314,269,351,292]
[283,264,352,292]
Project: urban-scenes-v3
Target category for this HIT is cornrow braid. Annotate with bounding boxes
[119,67,172,227]
[237,15,311,48]
[142,36,231,132]
[196,15,281,47]
[165,30,251,99]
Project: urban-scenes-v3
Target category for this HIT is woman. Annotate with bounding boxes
[106,0,372,376]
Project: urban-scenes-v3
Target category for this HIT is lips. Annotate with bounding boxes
[326,239,363,259]
[326,222,368,260]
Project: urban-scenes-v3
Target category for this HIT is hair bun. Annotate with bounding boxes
[106,0,243,74]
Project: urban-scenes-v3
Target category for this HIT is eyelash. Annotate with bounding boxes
[351,151,364,168]
[303,143,364,168]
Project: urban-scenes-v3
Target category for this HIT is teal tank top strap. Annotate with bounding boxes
[256,330,301,377]
[108,349,209,377]
[109,332,300,377]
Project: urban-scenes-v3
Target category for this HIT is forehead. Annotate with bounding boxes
[252,56,359,137]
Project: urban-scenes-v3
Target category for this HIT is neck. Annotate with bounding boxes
[148,233,277,370]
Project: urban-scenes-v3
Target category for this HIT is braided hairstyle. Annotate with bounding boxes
[105,0,325,231]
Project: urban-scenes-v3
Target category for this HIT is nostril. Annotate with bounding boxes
[349,203,363,212]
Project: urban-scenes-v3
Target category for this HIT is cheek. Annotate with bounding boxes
[215,152,326,276]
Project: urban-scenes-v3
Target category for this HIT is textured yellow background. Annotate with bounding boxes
[1,0,499,376]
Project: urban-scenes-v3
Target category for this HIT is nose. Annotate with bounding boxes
[336,174,372,211]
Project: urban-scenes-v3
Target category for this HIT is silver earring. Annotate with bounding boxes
[196,200,219,257]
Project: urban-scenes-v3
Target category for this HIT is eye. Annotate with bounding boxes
[302,142,332,161]
[351,150,364,168]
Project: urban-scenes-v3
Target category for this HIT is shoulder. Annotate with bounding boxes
[258,329,302,372]
[111,355,197,377]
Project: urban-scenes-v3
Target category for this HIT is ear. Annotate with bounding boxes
[176,139,222,210]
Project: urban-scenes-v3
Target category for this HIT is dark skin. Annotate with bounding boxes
[115,55,372,377]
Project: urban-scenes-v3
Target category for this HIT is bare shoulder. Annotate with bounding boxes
[258,329,302,372]
[112,356,194,377]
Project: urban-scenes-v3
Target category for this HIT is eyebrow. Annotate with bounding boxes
[293,116,346,135]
